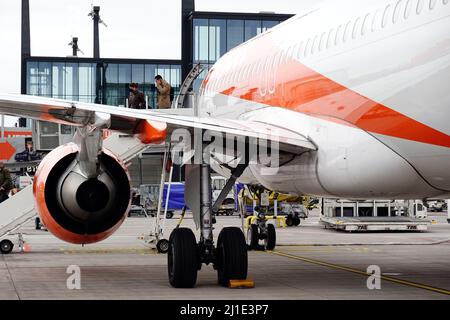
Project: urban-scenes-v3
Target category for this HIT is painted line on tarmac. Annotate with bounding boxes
[268,250,450,296]
[275,239,450,246]
[60,248,158,255]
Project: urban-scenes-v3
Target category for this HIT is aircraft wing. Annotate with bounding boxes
[0,94,316,154]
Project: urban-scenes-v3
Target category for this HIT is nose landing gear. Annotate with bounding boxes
[247,208,276,251]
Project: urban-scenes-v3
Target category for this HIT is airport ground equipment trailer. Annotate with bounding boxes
[212,175,237,216]
[427,200,447,212]
[0,185,35,254]
[320,199,431,232]
[129,183,184,219]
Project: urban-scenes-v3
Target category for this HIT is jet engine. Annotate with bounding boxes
[33,143,131,244]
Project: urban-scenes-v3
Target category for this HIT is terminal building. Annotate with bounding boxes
[18,0,293,186]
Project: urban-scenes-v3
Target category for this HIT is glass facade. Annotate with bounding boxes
[26,60,181,108]
[192,17,282,91]
[26,59,182,151]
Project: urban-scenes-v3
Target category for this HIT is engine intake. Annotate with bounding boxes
[33,143,131,244]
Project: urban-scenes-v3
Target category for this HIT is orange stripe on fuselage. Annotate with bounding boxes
[208,33,450,149]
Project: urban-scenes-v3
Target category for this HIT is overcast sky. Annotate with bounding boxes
[0,0,322,125]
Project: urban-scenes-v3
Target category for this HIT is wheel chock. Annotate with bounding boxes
[228,279,255,289]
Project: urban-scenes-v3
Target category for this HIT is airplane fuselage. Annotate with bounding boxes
[198,0,450,199]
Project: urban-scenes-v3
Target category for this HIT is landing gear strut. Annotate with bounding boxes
[168,163,248,288]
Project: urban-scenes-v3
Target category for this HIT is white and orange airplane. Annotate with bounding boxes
[0,0,449,288]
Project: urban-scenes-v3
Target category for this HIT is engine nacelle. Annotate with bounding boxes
[33,143,131,244]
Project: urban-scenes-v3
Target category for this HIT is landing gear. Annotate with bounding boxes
[247,222,276,251]
[167,161,249,288]
[247,208,277,251]
[216,227,248,286]
[168,228,199,288]
[0,239,14,254]
[156,239,170,254]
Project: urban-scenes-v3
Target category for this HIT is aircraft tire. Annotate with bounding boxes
[247,224,259,250]
[168,228,199,288]
[265,224,276,251]
[216,227,248,286]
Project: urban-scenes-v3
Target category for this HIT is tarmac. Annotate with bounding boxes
[1,210,450,300]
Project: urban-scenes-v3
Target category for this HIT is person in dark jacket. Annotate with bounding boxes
[128,83,147,109]
[0,161,12,203]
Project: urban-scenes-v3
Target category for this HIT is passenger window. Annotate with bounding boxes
[343,21,352,42]
[335,25,342,45]
[429,0,437,9]
[319,32,327,51]
[382,5,392,28]
[393,1,403,23]
[352,17,361,39]
[417,0,424,14]
[327,28,335,48]
[362,13,371,35]
[404,0,413,18]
